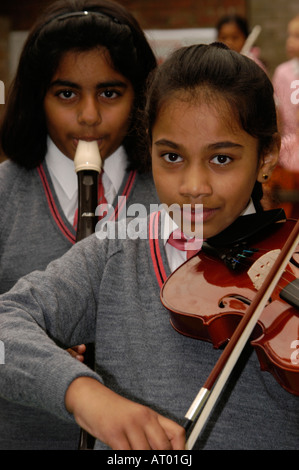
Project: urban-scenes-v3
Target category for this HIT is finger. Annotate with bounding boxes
[146,425,173,450]
[141,416,175,450]
[127,427,152,450]
[125,411,182,450]
[74,354,85,363]
[108,414,164,450]
[66,346,86,362]
[72,344,86,354]
[107,430,133,451]
[157,416,186,450]
[66,347,77,358]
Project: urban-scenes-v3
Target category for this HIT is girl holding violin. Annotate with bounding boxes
[0,43,298,450]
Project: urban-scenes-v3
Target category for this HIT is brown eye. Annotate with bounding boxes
[162,153,183,163]
[57,90,75,100]
[211,154,232,165]
[101,89,119,99]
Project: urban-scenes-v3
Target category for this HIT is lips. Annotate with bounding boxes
[181,205,218,223]
[72,137,103,157]
[73,137,102,145]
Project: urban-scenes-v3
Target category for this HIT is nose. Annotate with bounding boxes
[78,95,101,126]
[179,164,212,200]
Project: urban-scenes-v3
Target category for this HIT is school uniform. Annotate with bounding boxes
[0,209,298,450]
[0,138,158,294]
[0,139,158,450]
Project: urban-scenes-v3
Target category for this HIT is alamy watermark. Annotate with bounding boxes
[95,199,204,246]
[0,80,4,105]
[290,80,299,104]
[0,341,4,364]
[291,340,299,365]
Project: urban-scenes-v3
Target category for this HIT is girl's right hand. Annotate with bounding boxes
[65,376,186,450]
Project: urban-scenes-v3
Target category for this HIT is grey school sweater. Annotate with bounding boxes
[0,213,298,450]
[0,159,158,450]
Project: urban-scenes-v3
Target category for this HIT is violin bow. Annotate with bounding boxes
[184,219,299,450]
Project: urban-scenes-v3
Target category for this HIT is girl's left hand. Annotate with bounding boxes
[67,344,86,362]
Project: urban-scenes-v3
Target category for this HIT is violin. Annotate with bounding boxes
[161,210,299,447]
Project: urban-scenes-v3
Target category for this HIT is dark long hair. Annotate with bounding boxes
[0,0,157,171]
[145,42,278,208]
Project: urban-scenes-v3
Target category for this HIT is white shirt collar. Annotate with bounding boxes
[45,137,127,196]
[241,199,256,216]
[45,137,77,200]
[45,137,127,224]
[102,146,127,195]
[162,209,179,245]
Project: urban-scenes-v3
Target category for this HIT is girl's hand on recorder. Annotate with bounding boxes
[66,344,86,362]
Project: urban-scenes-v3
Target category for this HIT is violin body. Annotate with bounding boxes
[161,217,299,395]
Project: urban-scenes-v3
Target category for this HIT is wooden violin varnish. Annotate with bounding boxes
[161,214,299,449]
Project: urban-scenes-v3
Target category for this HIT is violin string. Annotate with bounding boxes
[258,260,298,295]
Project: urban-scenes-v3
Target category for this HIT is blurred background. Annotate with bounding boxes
[0,0,297,87]
[1,0,299,216]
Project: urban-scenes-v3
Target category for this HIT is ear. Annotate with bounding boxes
[257,133,281,183]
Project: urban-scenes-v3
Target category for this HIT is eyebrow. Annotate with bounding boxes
[207,141,244,150]
[48,79,128,89]
[154,139,244,150]
[154,139,180,149]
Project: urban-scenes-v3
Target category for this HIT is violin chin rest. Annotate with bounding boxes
[207,208,286,247]
[280,278,299,310]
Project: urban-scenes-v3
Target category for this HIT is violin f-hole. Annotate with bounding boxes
[219,294,251,309]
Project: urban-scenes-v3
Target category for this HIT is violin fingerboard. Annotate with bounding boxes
[280,278,299,310]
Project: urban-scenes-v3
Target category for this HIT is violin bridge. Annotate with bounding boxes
[247,249,281,290]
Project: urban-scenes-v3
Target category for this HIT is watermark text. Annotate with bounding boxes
[290,80,299,104]
[0,80,4,105]
[95,199,203,244]
[0,341,4,364]
[291,339,299,365]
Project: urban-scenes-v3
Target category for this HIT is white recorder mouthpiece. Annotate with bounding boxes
[74,140,102,173]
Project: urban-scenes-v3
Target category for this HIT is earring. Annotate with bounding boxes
[262,174,268,180]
